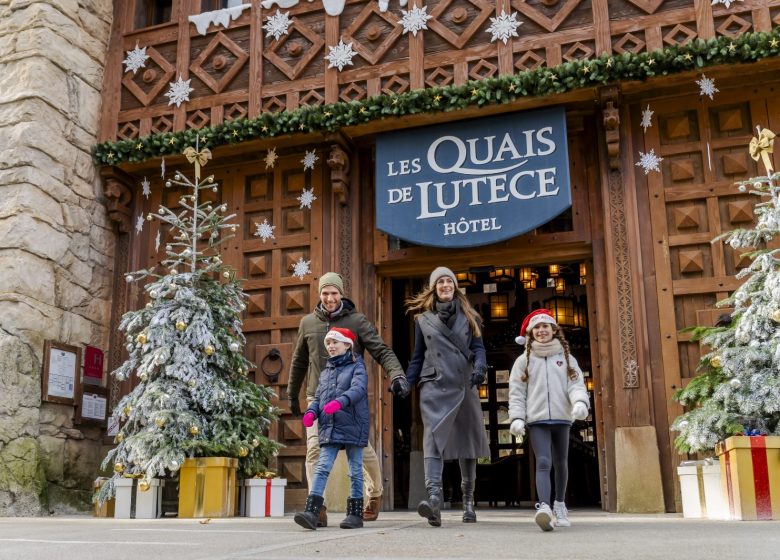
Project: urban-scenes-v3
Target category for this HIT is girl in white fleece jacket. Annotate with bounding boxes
[508,309,590,532]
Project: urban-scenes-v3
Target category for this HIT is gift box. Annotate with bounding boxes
[716,435,780,520]
[244,477,287,517]
[113,477,164,519]
[178,457,238,518]
[676,459,728,519]
[93,477,115,518]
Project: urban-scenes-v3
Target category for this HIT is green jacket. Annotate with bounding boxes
[287,298,404,401]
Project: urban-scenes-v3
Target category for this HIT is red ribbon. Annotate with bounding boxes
[265,478,272,517]
[750,436,772,520]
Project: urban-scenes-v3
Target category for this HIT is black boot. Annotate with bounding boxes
[461,480,476,523]
[294,494,324,530]
[340,497,364,529]
[417,482,442,527]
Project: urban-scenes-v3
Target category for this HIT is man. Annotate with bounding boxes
[287,272,409,524]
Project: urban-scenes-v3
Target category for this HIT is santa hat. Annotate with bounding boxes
[515,309,557,345]
[324,327,356,346]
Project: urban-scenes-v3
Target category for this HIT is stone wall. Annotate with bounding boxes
[0,0,114,515]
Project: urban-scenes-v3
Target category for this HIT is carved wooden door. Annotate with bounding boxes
[639,90,770,455]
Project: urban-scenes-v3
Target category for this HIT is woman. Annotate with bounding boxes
[397,266,490,526]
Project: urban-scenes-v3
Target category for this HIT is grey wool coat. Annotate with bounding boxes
[406,310,490,460]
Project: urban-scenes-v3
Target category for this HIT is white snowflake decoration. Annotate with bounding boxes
[302,150,318,170]
[399,5,432,37]
[265,147,278,169]
[291,256,311,280]
[160,157,166,178]
[135,215,144,235]
[635,149,663,175]
[297,187,317,209]
[164,75,194,107]
[123,43,149,75]
[711,0,741,8]
[264,10,293,41]
[155,230,161,253]
[486,11,522,44]
[696,74,719,100]
[325,40,357,71]
[254,218,276,242]
[640,105,654,132]
[141,177,151,199]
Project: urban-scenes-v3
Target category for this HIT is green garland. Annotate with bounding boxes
[93,29,780,166]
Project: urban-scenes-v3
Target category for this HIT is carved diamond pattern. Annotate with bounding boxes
[382,75,409,95]
[716,15,751,38]
[225,103,247,121]
[663,24,698,47]
[186,110,210,130]
[613,33,646,54]
[286,210,305,231]
[300,89,325,106]
[562,42,594,62]
[118,121,139,140]
[151,115,173,134]
[679,250,704,274]
[735,252,752,269]
[469,59,497,80]
[673,206,700,229]
[342,4,403,65]
[264,23,325,81]
[428,0,494,49]
[190,31,249,94]
[278,461,303,483]
[510,0,583,33]
[285,251,305,272]
[425,67,454,87]
[623,0,664,14]
[248,255,269,276]
[247,293,267,314]
[340,82,367,102]
[665,114,691,139]
[262,96,286,112]
[717,108,743,132]
[515,51,545,71]
[284,289,306,311]
[121,47,176,106]
[722,153,748,176]
[728,200,754,224]
[669,160,695,182]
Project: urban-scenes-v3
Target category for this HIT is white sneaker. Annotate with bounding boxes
[553,500,570,527]
[534,502,555,532]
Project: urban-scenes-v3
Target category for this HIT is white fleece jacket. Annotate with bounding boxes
[508,340,590,425]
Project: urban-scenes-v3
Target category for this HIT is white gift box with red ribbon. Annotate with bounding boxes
[244,478,287,517]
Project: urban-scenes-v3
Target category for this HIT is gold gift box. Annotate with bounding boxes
[92,477,115,518]
[178,457,238,518]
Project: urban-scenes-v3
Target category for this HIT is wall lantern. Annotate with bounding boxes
[579,262,587,285]
[455,271,476,286]
[518,266,534,282]
[548,264,561,277]
[489,294,509,320]
[554,277,566,295]
[489,267,514,282]
[478,384,489,399]
[522,273,538,290]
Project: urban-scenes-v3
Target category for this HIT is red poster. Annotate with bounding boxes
[84,345,104,380]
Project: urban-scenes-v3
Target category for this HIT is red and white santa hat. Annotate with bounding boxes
[515,309,557,345]
[324,327,356,346]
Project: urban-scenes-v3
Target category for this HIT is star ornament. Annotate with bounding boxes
[265,147,278,169]
[297,187,317,209]
[696,74,719,100]
[263,10,293,41]
[302,150,318,170]
[640,105,654,132]
[291,256,312,280]
[771,38,779,48]
[123,43,149,74]
[635,149,664,175]
[486,10,522,44]
[325,39,357,71]
[165,75,194,107]
[254,218,276,242]
[399,5,432,37]
[141,177,151,199]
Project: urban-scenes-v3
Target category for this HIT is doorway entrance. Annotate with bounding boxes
[391,261,601,510]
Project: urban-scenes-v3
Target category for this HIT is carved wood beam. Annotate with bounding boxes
[100,166,135,233]
[327,143,351,206]
[600,85,621,171]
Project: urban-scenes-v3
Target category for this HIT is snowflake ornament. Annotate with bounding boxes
[325,40,357,71]
[291,256,311,280]
[254,218,276,242]
[486,10,522,44]
[297,187,317,209]
[302,150,318,170]
[123,43,149,74]
[635,149,663,174]
[135,215,144,235]
[399,5,432,36]
[165,75,194,107]
[141,177,151,199]
[265,147,278,169]
[696,74,719,100]
[155,230,161,253]
[160,157,166,179]
[640,105,654,132]
[711,0,742,8]
[264,10,293,41]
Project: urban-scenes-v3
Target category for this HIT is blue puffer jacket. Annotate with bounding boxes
[306,352,369,447]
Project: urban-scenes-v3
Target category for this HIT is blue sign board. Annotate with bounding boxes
[375,107,571,248]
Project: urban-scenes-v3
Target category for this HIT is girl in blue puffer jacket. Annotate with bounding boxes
[294,327,368,531]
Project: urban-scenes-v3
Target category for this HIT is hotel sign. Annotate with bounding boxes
[375,107,571,248]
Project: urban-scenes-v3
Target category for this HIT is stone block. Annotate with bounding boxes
[39,435,66,481]
[0,58,71,109]
[0,214,70,261]
[615,426,665,513]
[0,183,63,226]
[0,251,55,305]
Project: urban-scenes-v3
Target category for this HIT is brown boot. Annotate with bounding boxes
[317,504,328,527]
[363,495,381,521]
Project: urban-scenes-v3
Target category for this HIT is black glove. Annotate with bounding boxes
[470,366,487,388]
[390,376,411,398]
[288,398,302,417]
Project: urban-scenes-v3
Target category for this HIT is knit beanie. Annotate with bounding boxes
[429,266,458,289]
[515,309,557,345]
[318,272,344,294]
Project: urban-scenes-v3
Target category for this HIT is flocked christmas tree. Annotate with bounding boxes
[672,128,780,453]
[97,141,280,501]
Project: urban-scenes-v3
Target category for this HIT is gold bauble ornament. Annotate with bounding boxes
[114,462,125,473]
[238,446,248,457]
[189,425,199,435]
[251,438,259,448]
[138,479,151,492]
[711,356,722,368]
[139,372,148,382]
[136,332,147,344]
[188,379,197,388]
[772,309,780,323]
[155,417,165,427]
[204,345,215,355]
[115,433,124,443]
[176,320,187,331]
[123,405,132,416]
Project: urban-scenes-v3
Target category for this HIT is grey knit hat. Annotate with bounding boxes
[318,272,344,294]
[429,266,458,289]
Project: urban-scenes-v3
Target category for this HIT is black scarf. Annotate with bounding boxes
[435,299,459,329]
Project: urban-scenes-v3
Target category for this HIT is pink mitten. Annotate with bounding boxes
[323,400,342,415]
[302,411,315,427]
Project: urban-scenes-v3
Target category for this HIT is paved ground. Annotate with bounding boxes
[0,509,778,560]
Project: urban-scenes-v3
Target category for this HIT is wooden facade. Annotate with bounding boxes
[99,0,780,512]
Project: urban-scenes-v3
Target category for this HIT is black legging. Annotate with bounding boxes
[528,424,570,505]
